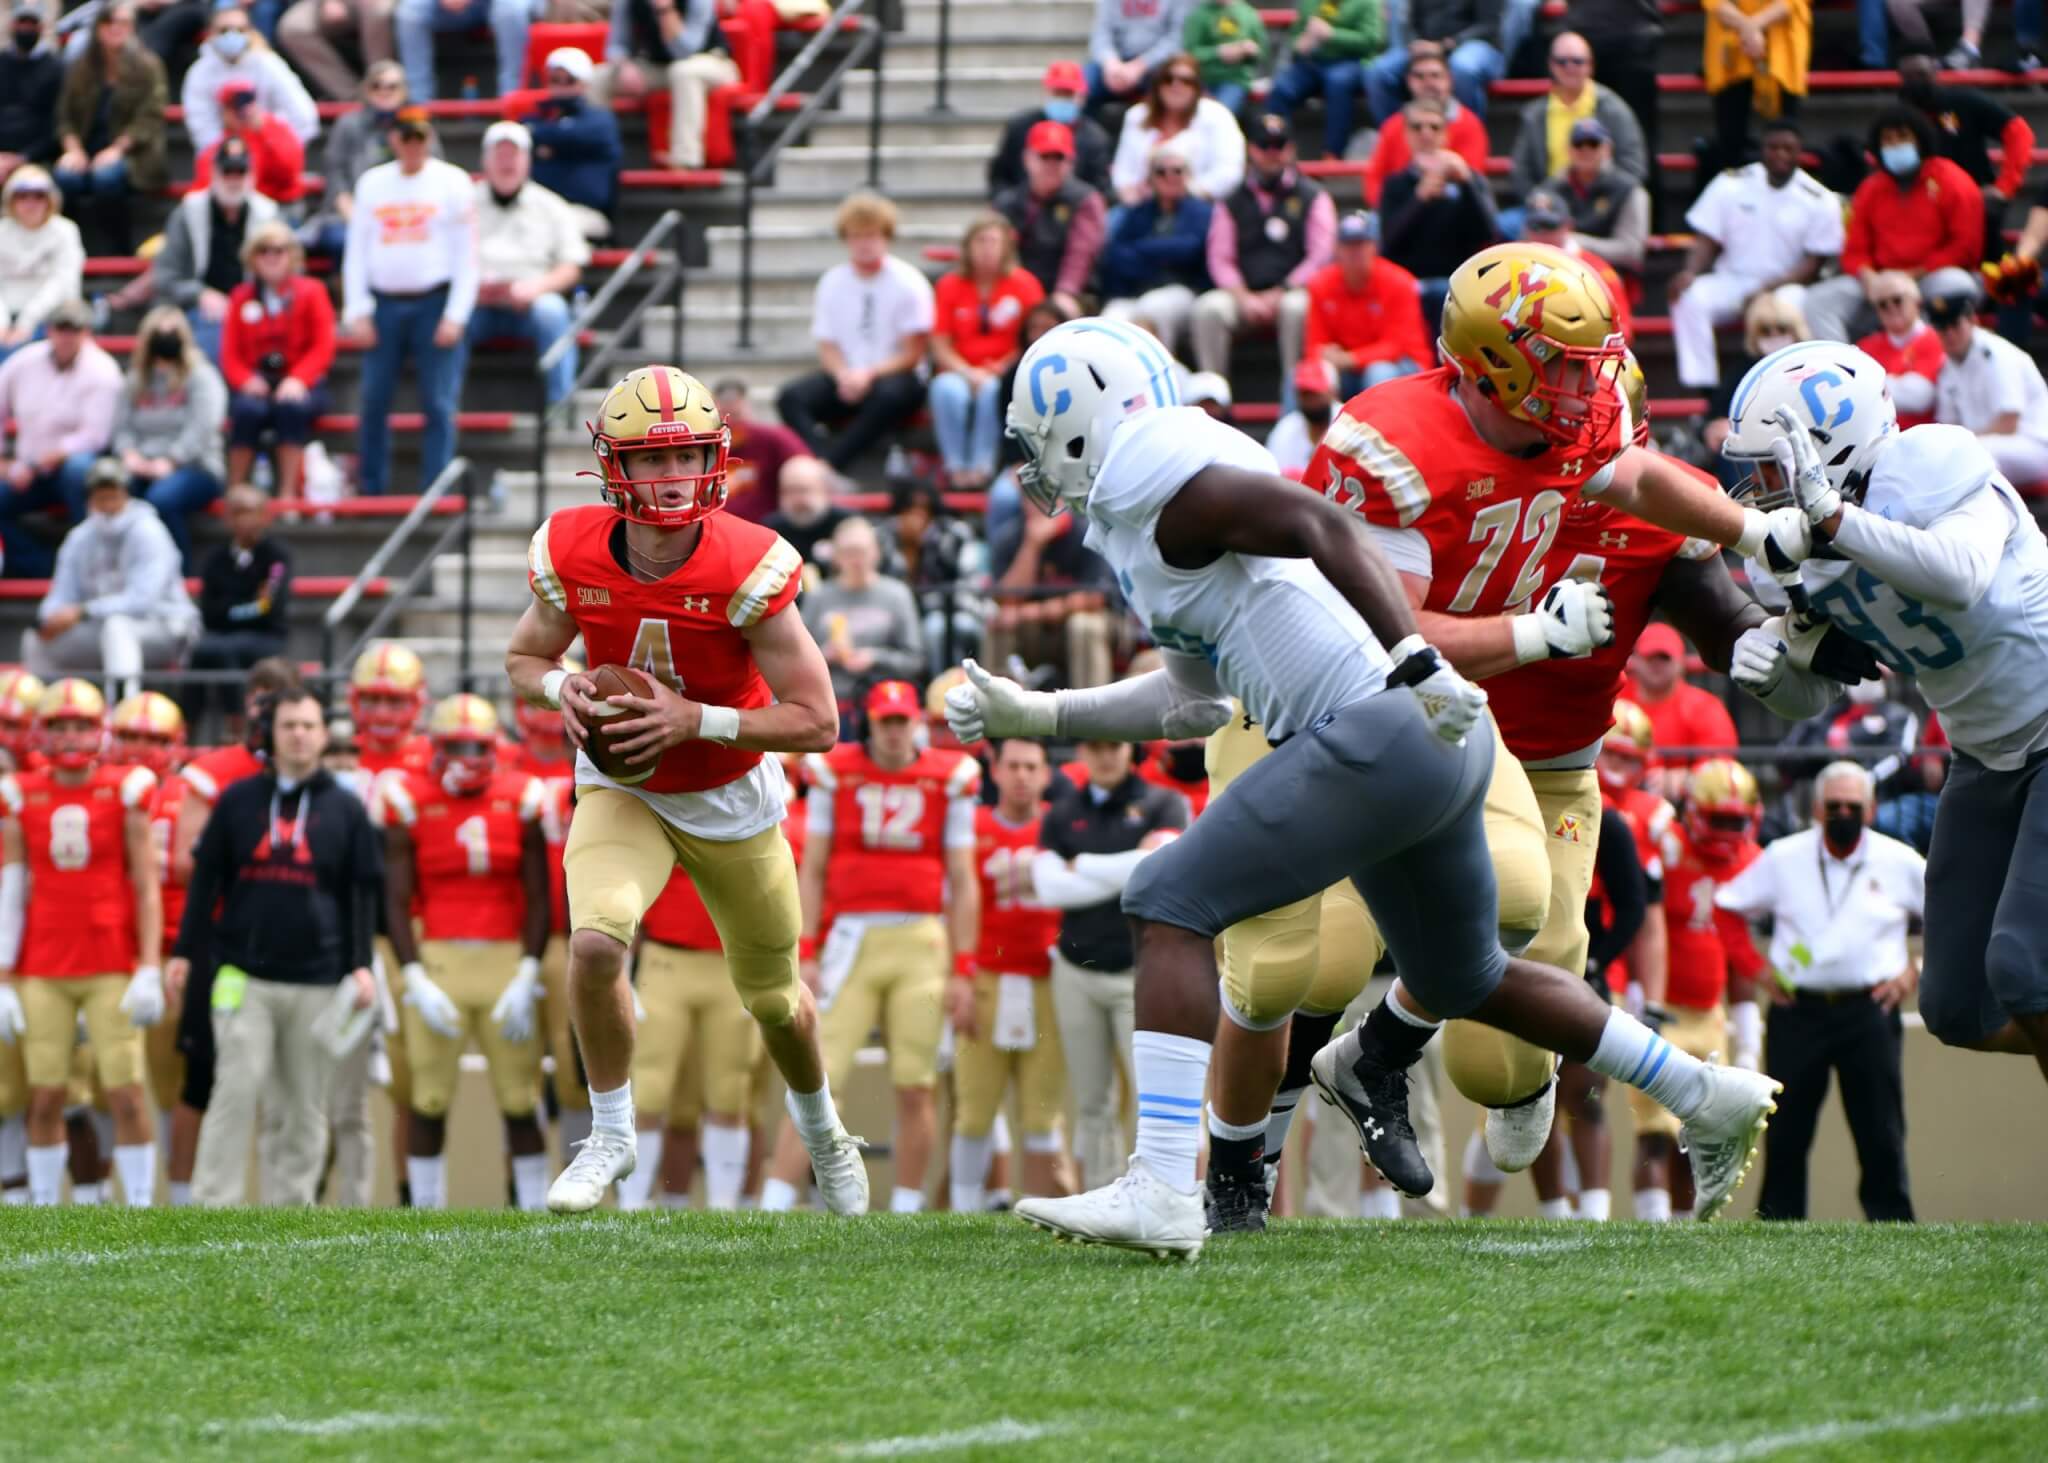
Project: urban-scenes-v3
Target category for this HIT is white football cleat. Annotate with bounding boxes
[547,1130,636,1213]
[1482,1066,1558,1174]
[1014,1156,1205,1261]
[1682,1061,1782,1220]
[805,1126,870,1216]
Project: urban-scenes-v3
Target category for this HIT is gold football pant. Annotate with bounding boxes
[633,941,760,1121]
[377,935,412,1113]
[404,940,543,1120]
[818,917,947,1090]
[0,1036,27,1119]
[144,1011,183,1114]
[953,973,1065,1141]
[20,975,142,1090]
[565,789,803,1026]
[1628,1004,1726,1140]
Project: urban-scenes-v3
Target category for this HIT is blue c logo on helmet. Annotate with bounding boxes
[1799,369,1853,430]
[1028,353,1072,416]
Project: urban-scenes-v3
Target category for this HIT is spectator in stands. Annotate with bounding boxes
[1378,97,1498,328]
[1088,0,1196,112]
[1898,52,2032,250]
[1564,0,1664,189]
[395,0,526,100]
[186,481,290,750]
[21,456,198,695]
[1184,369,1232,420]
[182,7,318,153]
[1506,30,1647,207]
[1626,622,1738,792]
[1667,118,1838,391]
[711,378,806,525]
[1520,184,1632,340]
[764,454,848,572]
[0,168,85,361]
[1100,138,1213,356]
[278,0,396,100]
[1857,270,1942,429]
[154,138,281,364]
[195,76,307,205]
[1265,356,1336,475]
[52,4,165,254]
[988,502,1116,687]
[929,212,1043,492]
[1265,0,1383,161]
[1181,0,1267,118]
[993,122,1104,317]
[462,120,590,409]
[112,306,227,565]
[801,515,925,706]
[1108,53,1245,206]
[1190,113,1333,403]
[889,479,988,673]
[594,0,742,171]
[1301,209,1428,396]
[989,60,1114,197]
[1802,108,1983,344]
[1548,119,1648,273]
[223,221,334,498]
[304,62,432,258]
[0,3,61,189]
[1363,0,1528,125]
[526,46,624,237]
[1924,267,2048,488]
[0,298,123,574]
[342,106,478,497]
[1361,41,1487,207]
[776,192,933,475]
[1891,1,2009,73]
[1701,0,1809,176]
[1702,290,1808,483]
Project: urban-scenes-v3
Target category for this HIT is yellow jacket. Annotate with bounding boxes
[1703,0,1812,116]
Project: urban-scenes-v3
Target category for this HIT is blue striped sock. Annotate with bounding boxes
[1132,1030,1211,1194]
[1587,1008,1708,1120]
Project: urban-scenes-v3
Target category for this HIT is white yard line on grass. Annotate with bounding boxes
[1608,1396,2047,1463]
[208,1412,438,1438]
[1470,1236,1599,1257]
[1,1217,633,1272]
[835,1419,1070,1456]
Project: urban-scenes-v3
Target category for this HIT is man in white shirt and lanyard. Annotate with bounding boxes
[1717,762,1923,1222]
[1924,268,2048,489]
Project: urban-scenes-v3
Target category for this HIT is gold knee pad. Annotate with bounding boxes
[0,1038,26,1118]
[673,822,802,1027]
[1301,879,1385,1016]
[1626,1004,1725,1140]
[1483,740,1553,956]
[1442,1018,1559,1108]
[1523,767,1603,978]
[144,1016,183,1113]
[1219,893,1325,1029]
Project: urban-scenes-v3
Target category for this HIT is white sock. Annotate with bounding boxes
[93,1110,113,1152]
[2,1186,24,1205]
[1207,1110,1265,1145]
[1462,1128,1507,1184]
[759,1176,799,1212]
[511,1153,549,1212]
[949,1131,994,1214]
[890,1185,925,1213]
[589,1082,634,1138]
[168,1181,192,1208]
[1359,1184,1402,1220]
[985,1187,1011,1210]
[114,1143,155,1208]
[1264,1086,1305,1155]
[701,1122,749,1210]
[26,1143,66,1206]
[1537,1196,1573,1220]
[785,1080,839,1143]
[1635,1187,1673,1222]
[1132,1030,1210,1194]
[1576,1187,1611,1222]
[659,1190,692,1209]
[990,1110,1012,1156]
[617,1129,664,1210]
[1587,1008,1709,1120]
[560,1106,593,1156]
[1558,1138,1582,1198]
[72,1182,101,1205]
[406,1154,447,1209]
[1386,980,1444,1032]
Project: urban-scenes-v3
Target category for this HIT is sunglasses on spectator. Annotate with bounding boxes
[1409,120,1444,133]
[253,243,289,256]
[1875,294,1914,307]
[368,79,403,92]
[1570,137,1604,148]
[1163,73,1198,86]
[1551,53,1591,67]
[1820,800,1866,815]
[1151,163,1188,176]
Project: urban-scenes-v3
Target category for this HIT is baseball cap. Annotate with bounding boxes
[215,139,252,174]
[1293,358,1338,398]
[44,297,91,331]
[1043,59,1084,93]
[483,120,532,154]
[390,105,432,139]
[545,46,594,82]
[11,2,42,19]
[1523,186,1569,231]
[1921,265,1979,324]
[1245,114,1293,151]
[1569,118,1610,147]
[865,680,922,720]
[1185,371,1233,408]
[8,169,51,194]
[218,76,257,105]
[84,457,127,491]
[1025,119,1075,158]
[1335,210,1378,244]
[1635,623,1684,660]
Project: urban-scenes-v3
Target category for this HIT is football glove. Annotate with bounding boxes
[1760,505,1816,574]
[120,965,165,1028]
[1769,405,1842,527]
[1982,252,2042,307]
[0,985,22,1044]
[1785,609,1884,685]
[1385,635,1487,746]
[1730,620,1792,698]
[1729,999,1763,1072]
[402,963,462,1039]
[944,658,1056,745]
[491,956,543,1043]
[1513,578,1616,663]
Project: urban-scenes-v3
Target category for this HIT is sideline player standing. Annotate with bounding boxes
[505,365,862,1214]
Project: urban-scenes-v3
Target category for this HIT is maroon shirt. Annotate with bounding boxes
[725,417,808,523]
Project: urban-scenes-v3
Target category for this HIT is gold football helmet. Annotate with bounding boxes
[0,669,46,752]
[36,678,107,770]
[428,693,499,794]
[1597,697,1656,795]
[1620,350,1649,446]
[1439,242,1627,448]
[587,365,731,529]
[1685,756,1761,856]
[111,691,186,776]
[350,642,426,748]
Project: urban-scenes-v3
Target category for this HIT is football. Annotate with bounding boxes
[580,663,659,786]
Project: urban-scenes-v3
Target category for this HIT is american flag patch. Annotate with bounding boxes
[1123,394,1150,414]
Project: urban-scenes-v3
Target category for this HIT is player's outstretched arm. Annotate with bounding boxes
[738,606,840,754]
[1591,447,1773,561]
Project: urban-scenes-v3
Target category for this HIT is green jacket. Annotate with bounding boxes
[1183,2,1270,89]
[55,46,170,193]
[1286,0,1385,62]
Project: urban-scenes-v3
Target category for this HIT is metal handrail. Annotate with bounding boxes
[333,508,473,691]
[320,455,472,679]
[929,0,952,113]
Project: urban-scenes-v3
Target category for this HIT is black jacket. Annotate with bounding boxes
[1039,773,1189,971]
[988,106,1114,195]
[174,769,382,985]
[0,47,62,163]
[1379,168,1500,279]
[198,538,292,636]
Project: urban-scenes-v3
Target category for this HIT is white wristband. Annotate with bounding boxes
[540,669,568,710]
[133,965,160,984]
[1509,613,1551,666]
[1734,506,1771,562]
[402,961,428,986]
[698,704,741,743]
[516,956,541,982]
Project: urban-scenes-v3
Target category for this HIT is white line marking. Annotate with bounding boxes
[0,1217,634,1272]
[1608,1397,2048,1463]
[210,1412,437,1438]
[1470,1236,1598,1256]
[835,1420,1067,1456]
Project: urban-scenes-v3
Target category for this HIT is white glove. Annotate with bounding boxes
[1386,635,1487,746]
[1760,505,1815,575]
[1729,999,1763,1072]
[944,658,1057,745]
[1513,578,1616,663]
[1769,405,1843,526]
[491,956,543,1043]
[401,962,462,1039]
[120,966,165,1028]
[0,985,22,1044]
[1730,619,1791,698]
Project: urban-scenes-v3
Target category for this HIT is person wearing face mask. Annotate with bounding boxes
[1894,53,2032,257]
[458,122,589,408]
[1263,356,1337,477]
[109,306,227,567]
[179,6,318,154]
[1716,761,1923,1224]
[151,138,280,364]
[990,60,1114,199]
[0,2,62,193]
[1800,107,1983,346]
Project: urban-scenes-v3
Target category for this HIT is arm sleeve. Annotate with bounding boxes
[1832,486,2010,611]
[271,55,320,143]
[1576,188,1648,270]
[1584,807,1647,974]
[1028,847,1125,908]
[1606,95,1648,185]
[606,0,631,60]
[342,175,374,321]
[1933,170,1987,270]
[1052,656,1235,741]
[1998,115,2035,199]
[442,173,479,326]
[59,361,124,458]
[348,797,383,972]
[944,795,978,849]
[1289,189,1336,287]
[291,284,338,387]
[1839,181,1875,276]
[1110,114,1149,197]
[1713,849,1775,919]
[1058,195,1107,297]
[805,786,833,839]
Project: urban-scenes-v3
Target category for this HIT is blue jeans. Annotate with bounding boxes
[928,370,1002,476]
[229,384,328,446]
[188,308,224,366]
[1268,57,1363,158]
[53,159,129,200]
[1083,57,1156,113]
[1499,0,1541,69]
[360,285,460,496]
[0,451,97,578]
[249,0,285,42]
[141,466,223,566]
[458,294,575,406]
[395,0,529,99]
[1856,0,1889,65]
[1366,39,1504,123]
[1339,356,1421,397]
[1209,80,1250,118]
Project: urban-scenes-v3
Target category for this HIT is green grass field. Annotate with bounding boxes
[2,1210,2043,1461]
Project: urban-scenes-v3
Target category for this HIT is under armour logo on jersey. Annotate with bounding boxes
[1599,530,1629,549]
[1559,458,1586,477]
[679,596,710,613]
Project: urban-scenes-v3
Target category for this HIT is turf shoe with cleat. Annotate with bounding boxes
[1203,1164,1270,1235]
[547,1129,635,1213]
[1681,1061,1781,1219]
[806,1126,871,1216]
[1015,1156,1206,1259]
[1308,1029,1433,1197]
[1482,1061,1560,1174]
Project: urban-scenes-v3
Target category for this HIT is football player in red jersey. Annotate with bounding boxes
[512,663,587,1155]
[0,680,163,1205]
[374,694,552,1210]
[1633,758,1767,1220]
[350,643,433,779]
[949,736,1064,1211]
[1596,699,1674,1012]
[505,364,856,1214]
[0,670,46,774]
[0,669,47,1199]
[762,680,982,1213]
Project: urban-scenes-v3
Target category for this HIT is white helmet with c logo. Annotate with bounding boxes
[1722,340,1896,508]
[1005,317,1182,516]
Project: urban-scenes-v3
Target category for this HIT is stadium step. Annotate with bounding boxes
[838,65,1047,116]
[702,222,960,274]
[772,142,1002,193]
[898,0,1097,44]
[746,187,989,231]
[803,111,1009,152]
